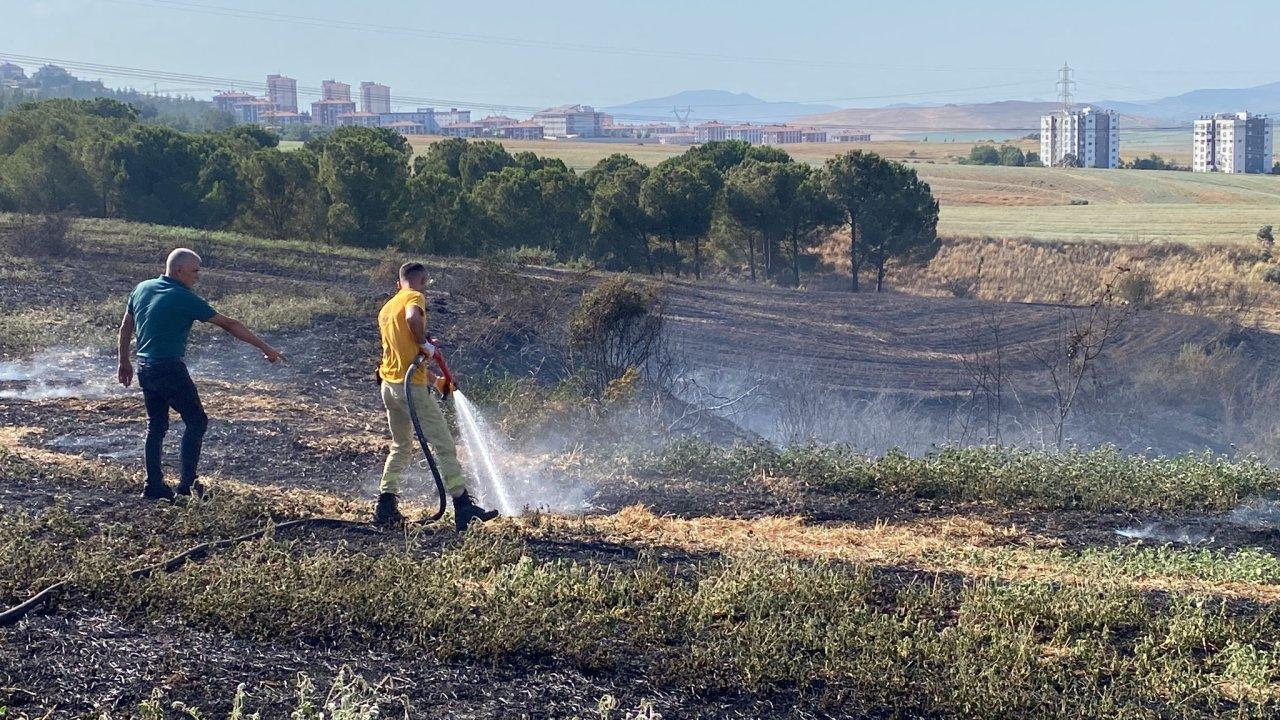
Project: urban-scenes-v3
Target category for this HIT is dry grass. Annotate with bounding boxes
[939,203,1280,244]
[536,506,1280,604]
[888,236,1280,327]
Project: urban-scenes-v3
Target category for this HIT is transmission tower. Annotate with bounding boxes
[1056,62,1076,113]
[672,105,692,128]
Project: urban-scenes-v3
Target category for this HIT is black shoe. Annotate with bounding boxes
[142,483,176,501]
[453,491,499,532]
[373,492,406,526]
[176,481,208,500]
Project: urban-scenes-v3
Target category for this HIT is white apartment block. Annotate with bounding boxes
[1192,112,1273,174]
[360,82,392,115]
[266,74,298,113]
[531,104,604,138]
[1040,106,1119,169]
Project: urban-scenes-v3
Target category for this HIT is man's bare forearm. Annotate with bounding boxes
[222,318,273,353]
[118,313,134,364]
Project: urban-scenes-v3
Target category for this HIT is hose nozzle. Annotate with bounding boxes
[425,337,457,397]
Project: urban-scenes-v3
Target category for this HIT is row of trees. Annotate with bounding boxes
[964,144,1040,167]
[0,98,939,290]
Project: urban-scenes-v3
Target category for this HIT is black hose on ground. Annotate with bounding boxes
[0,517,378,628]
[404,353,449,524]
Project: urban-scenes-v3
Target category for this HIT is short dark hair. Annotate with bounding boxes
[399,261,427,283]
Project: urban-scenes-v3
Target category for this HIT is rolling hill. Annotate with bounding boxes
[602,89,838,124]
[795,100,1166,132]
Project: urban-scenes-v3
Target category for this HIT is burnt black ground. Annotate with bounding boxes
[3,610,844,720]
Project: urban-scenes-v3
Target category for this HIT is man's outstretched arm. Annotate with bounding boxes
[117,310,135,386]
[208,313,285,363]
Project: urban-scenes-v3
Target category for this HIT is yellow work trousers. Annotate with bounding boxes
[379,381,466,497]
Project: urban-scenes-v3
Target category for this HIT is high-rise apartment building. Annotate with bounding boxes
[266,74,298,113]
[360,82,391,115]
[1040,106,1119,168]
[1192,112,1273,174]
[321,80,351,102]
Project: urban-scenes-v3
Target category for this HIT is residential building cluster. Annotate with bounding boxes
[208,75,874,144]
[1036,105,1274,173]
[213,74,479,136]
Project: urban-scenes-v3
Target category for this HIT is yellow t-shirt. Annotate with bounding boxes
[378,288,428,384]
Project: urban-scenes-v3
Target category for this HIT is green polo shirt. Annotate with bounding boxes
[127,276,217,360]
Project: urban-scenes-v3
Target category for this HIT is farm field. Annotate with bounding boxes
[939,202,1280,243]
[5,218,1280,716]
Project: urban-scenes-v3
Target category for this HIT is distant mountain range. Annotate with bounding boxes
[602,90,838,125]
[605,81,1280,133]
[1100,81,1280,122]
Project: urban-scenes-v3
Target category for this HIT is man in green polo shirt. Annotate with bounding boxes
[117,248,284,500]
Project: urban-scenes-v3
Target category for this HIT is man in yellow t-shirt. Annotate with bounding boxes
[374,261,498,530]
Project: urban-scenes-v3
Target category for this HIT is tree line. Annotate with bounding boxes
[0,64,232,132]
[0,98,939,290]
[963,144,1039,167]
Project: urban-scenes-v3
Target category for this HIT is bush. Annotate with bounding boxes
[1116,270,1156,308]
[509,245,556,266]
[965,145,1000,165]
[569,277,665,399]
[0,213,73,257]
[945,276,979,299]
[367,247,404,290]
[997,145,1025,167]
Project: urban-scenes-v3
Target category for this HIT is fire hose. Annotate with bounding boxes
[403,340,457,524]
[0,347,457,628]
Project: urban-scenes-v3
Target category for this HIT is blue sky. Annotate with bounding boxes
[5,0,1278,117]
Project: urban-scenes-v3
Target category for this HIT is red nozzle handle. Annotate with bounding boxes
[428,337,456,392]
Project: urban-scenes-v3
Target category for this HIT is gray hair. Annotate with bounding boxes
[166,248,201,275]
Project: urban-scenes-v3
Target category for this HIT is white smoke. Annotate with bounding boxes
[0,348,124,401]
[453,390,591,516]
[1114,523,1210,544]
[49,430,140,460]
[1226,495,1280,530]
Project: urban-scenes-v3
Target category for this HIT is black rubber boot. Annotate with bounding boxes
[373,492,406,526]
[176,481,208,500]
[142,482,175,502]
[453,490,498,532]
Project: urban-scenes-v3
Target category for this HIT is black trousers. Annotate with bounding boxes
[137,359,208,488]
